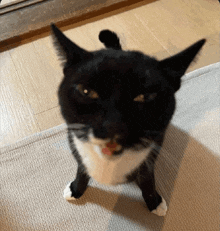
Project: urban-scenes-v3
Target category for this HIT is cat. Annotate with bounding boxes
[50,23,205,216]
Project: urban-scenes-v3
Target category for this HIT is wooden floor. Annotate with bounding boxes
[0,0,18,6]
[0,0,219,146]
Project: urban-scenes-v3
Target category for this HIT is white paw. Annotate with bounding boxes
[63,182,76,201]
[151,197,167,216]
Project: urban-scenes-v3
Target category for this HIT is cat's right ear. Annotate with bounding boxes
[50,23,92,65]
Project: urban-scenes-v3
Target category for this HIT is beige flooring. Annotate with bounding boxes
[0,0,24,7]
[0,0,219,146]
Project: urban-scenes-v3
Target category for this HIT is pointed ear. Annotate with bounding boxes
[50,23,92,65]
[159,39,206,91]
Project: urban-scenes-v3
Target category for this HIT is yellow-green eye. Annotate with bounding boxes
[134,93,157,102]
[77,84,99,99]
[134,94,145,102]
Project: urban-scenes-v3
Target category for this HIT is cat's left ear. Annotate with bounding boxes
[50,23,92,65]
[159,39,206,91]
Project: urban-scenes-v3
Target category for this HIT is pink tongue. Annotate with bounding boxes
[102,141,117,155]
[102,147,112,155]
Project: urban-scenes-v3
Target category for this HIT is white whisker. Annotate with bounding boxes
[68,123,87,130]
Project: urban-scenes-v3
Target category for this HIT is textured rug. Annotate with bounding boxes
[1,63,219,231]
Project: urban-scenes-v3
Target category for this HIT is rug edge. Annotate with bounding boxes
[1,123,67,154]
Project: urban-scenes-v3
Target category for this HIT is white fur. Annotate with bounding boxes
[63,182,77,200]
[72,130,152,186]
[151,197,167,216]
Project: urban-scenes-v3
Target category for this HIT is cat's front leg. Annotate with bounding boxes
[63,166,90,200]
[135,161,167,216]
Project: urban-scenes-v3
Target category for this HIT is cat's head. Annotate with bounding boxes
[51,23,205,155]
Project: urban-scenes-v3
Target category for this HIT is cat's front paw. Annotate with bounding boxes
[63,182,77,201]
[151,197,167,216]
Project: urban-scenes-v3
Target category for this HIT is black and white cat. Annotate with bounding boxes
[51,23,205,216]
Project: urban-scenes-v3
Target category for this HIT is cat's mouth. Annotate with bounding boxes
[89,129,155,157]
[101,140,123,156]
[89,132,123,156]
[69,124,153,156]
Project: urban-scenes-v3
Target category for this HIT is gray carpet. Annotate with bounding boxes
[1,62,219,231]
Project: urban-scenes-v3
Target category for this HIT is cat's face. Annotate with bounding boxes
[51,24,205,156]
[59,49,174,151]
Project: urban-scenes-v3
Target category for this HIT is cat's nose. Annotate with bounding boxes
[103,121,128,140]
[93,123,126,142]
[93,127,121,140]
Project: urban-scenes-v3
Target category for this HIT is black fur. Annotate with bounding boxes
[51,23,205,214]
[99,30,122,50]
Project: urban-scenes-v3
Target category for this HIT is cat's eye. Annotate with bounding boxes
[76,84,99,99]
[134,94,145,102]
[134,93,157,102]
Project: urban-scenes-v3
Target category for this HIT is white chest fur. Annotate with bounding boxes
[72,132,152,185]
